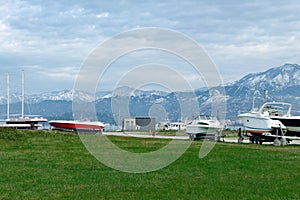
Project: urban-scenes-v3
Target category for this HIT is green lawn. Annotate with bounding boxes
[0,128,299,199]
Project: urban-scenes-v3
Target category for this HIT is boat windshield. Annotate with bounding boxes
[260,102,291,117]
[197,122,209,125]
[196,115,218,121]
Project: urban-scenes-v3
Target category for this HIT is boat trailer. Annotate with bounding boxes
[237,127,300,146]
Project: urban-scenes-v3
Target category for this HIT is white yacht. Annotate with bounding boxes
[186,116,223,140]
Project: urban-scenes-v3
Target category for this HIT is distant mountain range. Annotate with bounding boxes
[224,63,300,117]
[1,63,300,123]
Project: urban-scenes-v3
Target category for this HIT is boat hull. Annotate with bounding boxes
[49,120,104,131]
[238,113,285,136]
[185,116,223,140]
[270,117,300,137]
[186,126,221,135]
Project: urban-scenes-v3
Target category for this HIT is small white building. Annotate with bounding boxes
[123,117,156,131]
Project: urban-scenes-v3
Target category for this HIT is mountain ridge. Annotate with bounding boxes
[1,63,300,123]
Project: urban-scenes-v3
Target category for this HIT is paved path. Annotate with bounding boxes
[103,131,188,140]
[103,132,300,145]
[224,137,300,145]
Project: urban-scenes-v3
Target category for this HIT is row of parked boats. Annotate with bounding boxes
[0,71,105,133]
[184,101,300,144]
[1,70,299,144]
[3,71,299,144]
[2,118,105,133]
[46,101,300,144]
[3,101,300,145]
[0,71,300,143]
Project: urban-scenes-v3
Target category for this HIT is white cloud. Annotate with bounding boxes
[37,66,79,81]
[1,0,300,92]
[0,20,8,30]
[96,12,109,18]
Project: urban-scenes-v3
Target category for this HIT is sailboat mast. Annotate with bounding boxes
[7,73,9,120]
[21,70,24,119]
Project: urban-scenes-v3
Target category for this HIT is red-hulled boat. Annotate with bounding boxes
[49,120,105,132]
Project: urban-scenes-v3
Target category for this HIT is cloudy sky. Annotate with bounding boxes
[0,0,300,94]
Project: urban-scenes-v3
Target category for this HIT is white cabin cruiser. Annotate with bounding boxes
[238,103,287,144]
[238,112,285,135]
[186,116,223,140]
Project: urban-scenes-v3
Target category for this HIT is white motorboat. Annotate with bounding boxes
[238,112,285,134]
[186,116,223,140]
[238,104,287,144]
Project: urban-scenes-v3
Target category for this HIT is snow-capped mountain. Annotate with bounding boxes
[30,90,92,102]
[0,86,168,104]
[0,90,109,104]
[103,86,169,98]
[1,63,300,122]
[227,63,300,94]
[224,63,300,118]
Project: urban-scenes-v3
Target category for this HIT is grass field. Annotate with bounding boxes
[0,128,299,199]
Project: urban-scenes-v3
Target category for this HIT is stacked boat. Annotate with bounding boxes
[263,102,300,136]
[238,101,300,144]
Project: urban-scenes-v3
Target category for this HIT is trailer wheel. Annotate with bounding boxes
[258,136,262,144]
[250,136,255,143]
[254,136,261,144]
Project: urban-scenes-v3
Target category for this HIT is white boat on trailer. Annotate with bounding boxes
[185,116,223,140]
[238,105,288,144]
